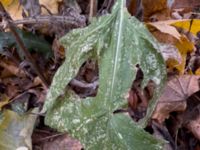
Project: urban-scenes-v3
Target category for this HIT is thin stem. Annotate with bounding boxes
[0,2,49,88]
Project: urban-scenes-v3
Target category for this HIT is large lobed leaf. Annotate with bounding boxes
[43,0,166,149]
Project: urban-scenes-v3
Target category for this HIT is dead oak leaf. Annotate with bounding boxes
[152,75,200,123]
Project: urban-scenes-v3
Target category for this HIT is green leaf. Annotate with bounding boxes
[43,0,166,149]
[0,109,38,150]
[0,29,52,59]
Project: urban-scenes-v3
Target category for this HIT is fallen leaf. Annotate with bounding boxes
[148,19,200,37]
[142,0,171,21]
[0,108,38,150]
[147,21,181,40]
[40,0,61,15]
[175,35,195,74]
[2,0,23,20]
[152,75,200,123]
[172,19,200,36]
[147,22,195,74]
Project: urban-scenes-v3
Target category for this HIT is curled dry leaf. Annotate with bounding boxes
[147,21,181,40]
[152,75,200,123]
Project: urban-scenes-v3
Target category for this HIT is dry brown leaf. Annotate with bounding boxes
[148,19,200,37]
[142,0,172,21]
[152,75,200,123]
[147,21,181,40]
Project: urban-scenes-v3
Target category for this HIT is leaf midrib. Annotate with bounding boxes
[110,1,124,99]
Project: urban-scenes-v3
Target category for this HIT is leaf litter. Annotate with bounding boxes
[0,0,200,149]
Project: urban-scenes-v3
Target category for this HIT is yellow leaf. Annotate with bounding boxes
[148,19,200,39]
[172,19,200,36]
[1,0,14,7]
[2,0,22,20]
[175,36,194,74]
[195,68,200,75]
[0,95,9,110]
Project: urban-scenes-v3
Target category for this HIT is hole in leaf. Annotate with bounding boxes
[69,59,99,98]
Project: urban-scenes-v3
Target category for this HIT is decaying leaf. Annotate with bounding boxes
[43,0,166,149]
[0,109,38,150]
[152,75,200,123]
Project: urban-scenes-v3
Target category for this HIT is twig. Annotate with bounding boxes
[0,2,49,88]
[33,133,65,144]
[0,15,85,29]
[70,79,99,89]
[89,0,97,22]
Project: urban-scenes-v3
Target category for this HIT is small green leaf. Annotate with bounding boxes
[0,109,38,150]
[43,0,166,149]
[0,29,52,58]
